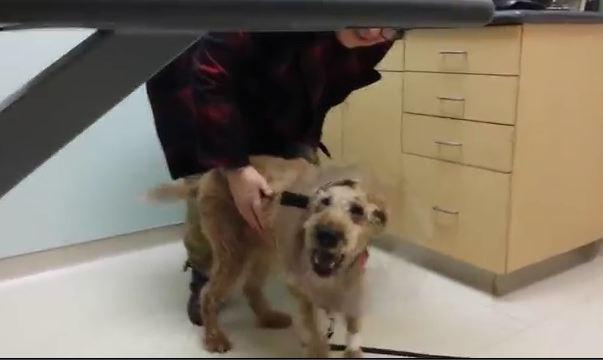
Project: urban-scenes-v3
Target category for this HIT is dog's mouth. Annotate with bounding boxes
[311,249,344,277]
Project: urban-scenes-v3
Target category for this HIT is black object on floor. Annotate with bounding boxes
[329,343,467,358]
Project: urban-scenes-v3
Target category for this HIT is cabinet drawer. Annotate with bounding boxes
[376,40,404,72]
[402,114,514,172]
[404,27,522,75]
[398,155,510,273]
[403,72,519,125]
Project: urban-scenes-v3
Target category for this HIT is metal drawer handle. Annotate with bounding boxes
[439,50,468,55]
[434,140,463,147]
[437,96,465,102]
[432,206,459,215]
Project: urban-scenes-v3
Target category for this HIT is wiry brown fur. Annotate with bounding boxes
[149,155,388,357]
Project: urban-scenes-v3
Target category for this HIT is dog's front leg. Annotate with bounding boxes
[289,286,330,358]
[343,316,363,358]
[302,302,330,358]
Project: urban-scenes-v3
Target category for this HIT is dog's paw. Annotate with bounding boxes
[343,348,364,358]
[204,330,232,353]
[258,311,292,329]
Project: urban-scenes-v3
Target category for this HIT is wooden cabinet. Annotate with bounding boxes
[321,41,404,167]
[341,72,403,184]
[505,24,603,271]
[336,24,603,275]
[376,40,404,72]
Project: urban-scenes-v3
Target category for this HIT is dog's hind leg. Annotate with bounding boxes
[244,252,292,329]
[198,200,247,354]
[200,252,245,353]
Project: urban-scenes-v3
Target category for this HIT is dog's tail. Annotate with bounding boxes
[146,179,197,203]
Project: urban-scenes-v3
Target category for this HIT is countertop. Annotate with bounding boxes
[492,9,603,25]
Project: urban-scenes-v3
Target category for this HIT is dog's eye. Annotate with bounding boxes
[321,197,331,206]
[349,203,365,217]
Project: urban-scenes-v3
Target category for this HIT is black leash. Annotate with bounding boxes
[280,191,310,209]
[326,317,465,359]
[329,344,465,359]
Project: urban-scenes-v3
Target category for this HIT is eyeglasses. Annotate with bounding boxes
[352,28,405,41]
[380,28,405,41]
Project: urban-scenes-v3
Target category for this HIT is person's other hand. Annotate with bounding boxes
[225,165,273,232]
[336,28,397,48]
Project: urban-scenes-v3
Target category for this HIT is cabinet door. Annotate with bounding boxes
[320,105,344,165]
[341,72,403,183]
[375,40,404,72]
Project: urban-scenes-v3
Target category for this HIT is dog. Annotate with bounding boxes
[148,155,388,358]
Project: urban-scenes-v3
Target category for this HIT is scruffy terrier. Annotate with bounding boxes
[149,155,388,358]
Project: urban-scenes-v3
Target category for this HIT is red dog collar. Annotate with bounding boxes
[357,249,369,272]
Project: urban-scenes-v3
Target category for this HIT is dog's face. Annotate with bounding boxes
[302,179,387,278]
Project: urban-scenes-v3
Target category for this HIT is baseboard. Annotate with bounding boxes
[4,223,597,294]
[493,240,600,295]
[0,224,183,282]
[374,235,601,296]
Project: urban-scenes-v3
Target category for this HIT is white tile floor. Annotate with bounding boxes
[1,239,603,358]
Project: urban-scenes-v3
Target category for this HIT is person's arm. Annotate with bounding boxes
[191,33,272,232]
[190,32,253,170]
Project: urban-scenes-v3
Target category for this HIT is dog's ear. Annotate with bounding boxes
[366,192,388,228]
[316,178,359,193]
[369,207,388,227]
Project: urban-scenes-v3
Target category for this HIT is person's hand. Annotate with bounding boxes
[336,28,397,48]
[225,165,273,232]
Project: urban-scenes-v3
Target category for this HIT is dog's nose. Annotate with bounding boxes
[315,226,342,248]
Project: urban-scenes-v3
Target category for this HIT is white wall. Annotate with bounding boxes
[0,29,184,259]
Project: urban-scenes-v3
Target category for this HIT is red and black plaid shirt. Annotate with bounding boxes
[146,32,392,179]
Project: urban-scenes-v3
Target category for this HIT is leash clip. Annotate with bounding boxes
[326,315,335,339]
